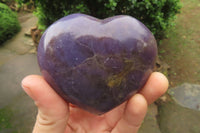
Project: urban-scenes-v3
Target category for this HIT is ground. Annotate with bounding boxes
[0,13,39,133]
[158,0,200,87]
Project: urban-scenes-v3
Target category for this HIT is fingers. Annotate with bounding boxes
[21,75,69,133]
[139,72,169,104]
[111,94,147,133]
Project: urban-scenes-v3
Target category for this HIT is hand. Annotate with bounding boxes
[21,72,168,133]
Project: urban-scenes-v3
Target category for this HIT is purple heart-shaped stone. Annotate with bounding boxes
[37,13,157,114]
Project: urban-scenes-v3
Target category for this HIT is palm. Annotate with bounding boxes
[22,72,168,133]
[65,102,126,133]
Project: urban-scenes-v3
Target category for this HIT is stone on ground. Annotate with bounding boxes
[168,83,200,111]
[157,83,200,133]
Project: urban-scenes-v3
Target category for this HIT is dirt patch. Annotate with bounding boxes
[18,13,34,23]
[158,0,200,87]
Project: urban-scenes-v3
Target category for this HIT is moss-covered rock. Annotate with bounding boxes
[0,3,20,44]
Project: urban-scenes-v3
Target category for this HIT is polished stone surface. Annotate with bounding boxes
[38,13,157,114]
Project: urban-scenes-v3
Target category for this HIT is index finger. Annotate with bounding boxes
[139,72,169,104]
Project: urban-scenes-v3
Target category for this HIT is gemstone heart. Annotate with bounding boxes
[37,13,157,115]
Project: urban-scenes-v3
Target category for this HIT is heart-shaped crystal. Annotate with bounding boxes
[37,13,157,114]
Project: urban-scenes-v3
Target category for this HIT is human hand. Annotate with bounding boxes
[21,72,168,133]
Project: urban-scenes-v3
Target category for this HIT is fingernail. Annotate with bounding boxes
[21,83,33,98]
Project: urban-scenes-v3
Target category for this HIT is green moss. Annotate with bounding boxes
[0,107,13,130]
[0,2,21,44]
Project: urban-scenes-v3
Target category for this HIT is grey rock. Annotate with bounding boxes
[168,83,200,111]
[24,29,31,37]
[157,99,200,133]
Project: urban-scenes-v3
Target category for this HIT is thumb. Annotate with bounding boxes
[21,75,69,133]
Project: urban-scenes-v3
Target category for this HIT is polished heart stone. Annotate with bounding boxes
[37,13,157,115]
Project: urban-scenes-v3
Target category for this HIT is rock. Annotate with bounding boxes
[168,83,200,111]
[25,29,31,37]
[139,103,161,133]
[157,83,200,133]
[28,47,37,54]
[157,98,200,133]
[25,39,35,46]
[31,26,42,47]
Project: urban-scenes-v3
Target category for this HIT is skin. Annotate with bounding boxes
[21,72,168,133]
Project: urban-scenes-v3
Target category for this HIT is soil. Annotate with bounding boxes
[158,0,200,87]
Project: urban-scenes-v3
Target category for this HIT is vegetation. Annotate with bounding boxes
[19,0,181,39]
[15,0,35,9]
[0,107,13,130]
[0,0,13,4]
[0,2,20,44]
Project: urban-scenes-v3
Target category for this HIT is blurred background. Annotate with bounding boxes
[0,0,199,132]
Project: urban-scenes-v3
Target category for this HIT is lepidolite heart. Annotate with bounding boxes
[37,13,157,114]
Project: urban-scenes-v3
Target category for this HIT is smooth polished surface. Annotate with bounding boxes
[37,13,157,114]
